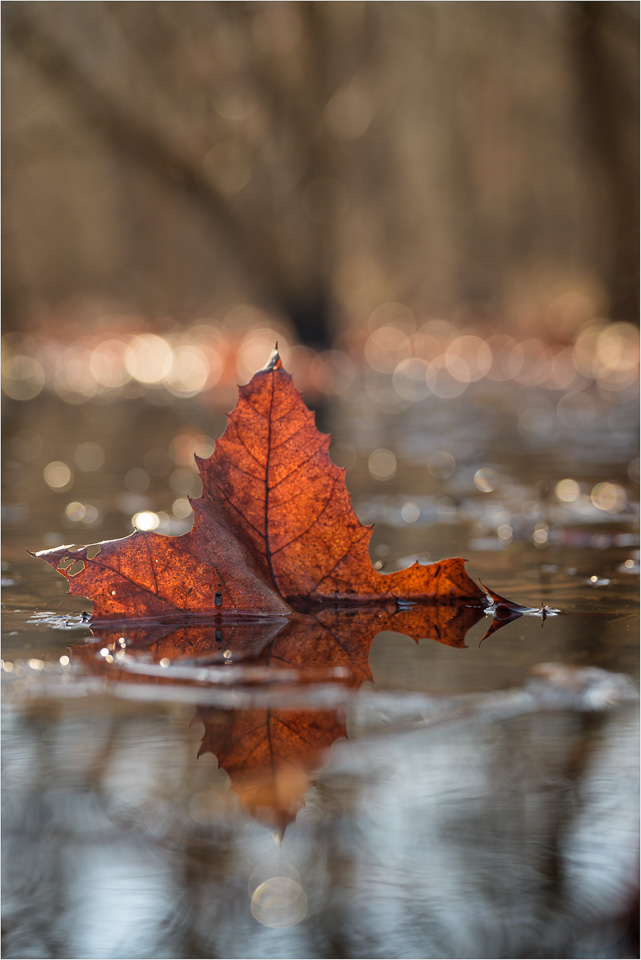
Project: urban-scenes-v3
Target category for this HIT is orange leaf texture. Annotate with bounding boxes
[31,349,485,620]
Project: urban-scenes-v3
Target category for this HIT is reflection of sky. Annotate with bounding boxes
[65,844,178,959]
[2,679,638,958]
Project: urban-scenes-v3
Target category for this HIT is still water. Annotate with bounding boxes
[2,375,639,959]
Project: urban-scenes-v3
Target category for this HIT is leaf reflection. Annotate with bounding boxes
[73,601,488,827]
[478,581,557,645]
[195,704,347,832]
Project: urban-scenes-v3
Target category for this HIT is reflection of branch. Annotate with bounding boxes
[3,4,293,312]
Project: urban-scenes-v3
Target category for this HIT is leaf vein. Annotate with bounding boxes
[310,528,371,594]
[206,486,265,542]
[229,428,266,470]
[271,476,339,555]
[270,418,313,451]
[268,440,327,491]
[215,445,264,484]
[79,555,189,613]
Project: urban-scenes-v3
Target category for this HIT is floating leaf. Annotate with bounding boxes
[32,349,485,620]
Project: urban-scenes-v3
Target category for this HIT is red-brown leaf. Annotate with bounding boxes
[32,349,485,618]
[30,512,290,622]
[197,351,483,603]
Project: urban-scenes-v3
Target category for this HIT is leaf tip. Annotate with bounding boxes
[261,344,283,372]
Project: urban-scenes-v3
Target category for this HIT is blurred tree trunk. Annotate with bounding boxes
[571,1,639,321]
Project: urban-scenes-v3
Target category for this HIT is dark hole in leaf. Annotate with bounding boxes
[214,591,223,607]
[215,629,223,642]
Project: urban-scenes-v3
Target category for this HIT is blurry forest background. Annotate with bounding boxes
[2,1,639,354]
[2,10,640,959]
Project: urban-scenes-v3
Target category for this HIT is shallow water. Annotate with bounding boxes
[2,378,639,959]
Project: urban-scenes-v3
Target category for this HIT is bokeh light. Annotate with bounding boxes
[44,461,73,491]
[164,345,212,397]
[1,312,637,413]
[365,325,412,374]
[368,448,397,481]
[533,525,549,545]
[393,358,431,401]
[428,452,456,480]
[132,511,160,531]
[2,355,45,400]
[54,346,99,402]
[250,877,308,928]
[83,505,100,524]
[474,468,499,493]
[89,338,131,388]
[172,498,193,519]
[426,356,469,398]
[401,501,420,523]
[446,336,492,381]
[125,334,174,384]
[65,501,86,522]
[590,482,626,514]
[555,479,580,503]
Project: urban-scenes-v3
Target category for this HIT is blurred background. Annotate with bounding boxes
[2,0,639,563]
[2,9,639,958]
[2,1,639,361]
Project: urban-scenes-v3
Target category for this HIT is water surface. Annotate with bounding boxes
[3,379,639,959]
